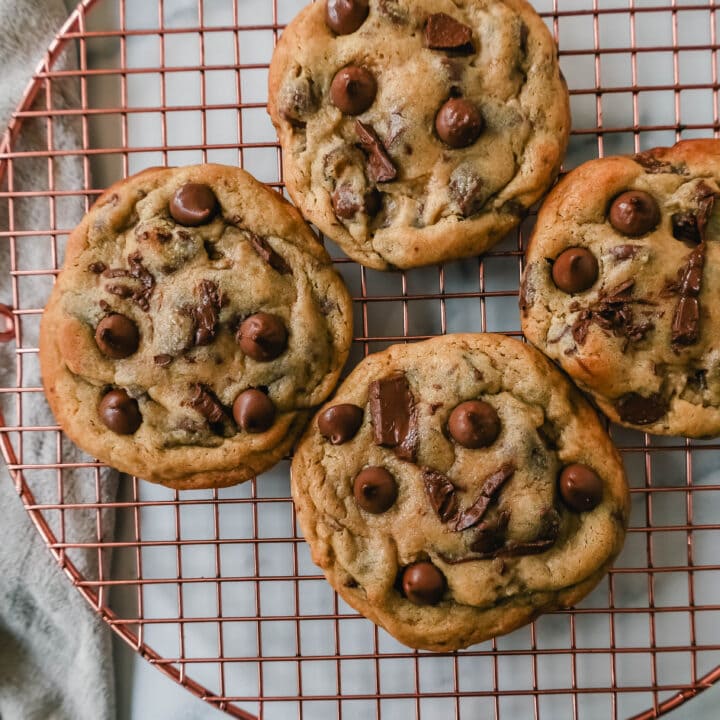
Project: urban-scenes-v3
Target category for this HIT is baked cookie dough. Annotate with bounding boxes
[521,139,720,437]
[268,0,570,270]
[39,165,353,489]
[291,334,628,651]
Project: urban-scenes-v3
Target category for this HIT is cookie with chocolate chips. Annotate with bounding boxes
[39,164,353,489]
[521,139,720,437]
[268,0,570,270]
[291,334,628,651]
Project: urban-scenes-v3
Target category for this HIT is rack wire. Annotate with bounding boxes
[2,0,720,718]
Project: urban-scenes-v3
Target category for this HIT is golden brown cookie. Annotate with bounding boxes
[268,0,570,270]
[291,334,628,651]
[40,164,353,489]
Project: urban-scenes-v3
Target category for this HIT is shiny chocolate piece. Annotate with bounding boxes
[188,383,226,425]
[559,464,603,512]
[237,313,288,361]
[247,232,292,275]
[355,120,398,183]
[422,468,458,523]
[448,400,500,449]
[672,212,701,244]
[99,389,141,435]
[102,252,156,312]
[671,243,706,348]
[233,389,275,433]
[608,190,660,237]
[330,65,377,116]
[615,392,668,425]
[332,185,380,220]
[95,313,140,359]
[551,247,598,294]
[169,183,218,226]
[326,0,369,35]
[369,373,418,461]
[353,466,398,513]
[186,279,223,347]
[425,12,473,50]
[401,562,446,606]
[454,463,515,532]
[435,98,484,149]
[318,403,364,444]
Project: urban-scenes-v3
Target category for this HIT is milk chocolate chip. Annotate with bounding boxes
[353,466,397,513]
[326,0,369,35]
[169,183,218,226]
[425,13,473,50]
[99,389,142,435]
[435,98,484,149]
[237,313,288,361]
[551,248,598,294]
[331,65,377,116]
[318,404,364,444]
[95,314,140,359]
[559,463,603,512]
[609,190,660,237]
[448,400,500,449]
[401,562,446,606]
[233,389,275,433]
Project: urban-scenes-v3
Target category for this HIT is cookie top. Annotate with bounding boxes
[268,0,569,270]
[521,140,720,437]
[291,334,628,651]
[39,165,353,489]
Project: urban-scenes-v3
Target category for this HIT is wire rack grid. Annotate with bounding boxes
[2,0,720,718]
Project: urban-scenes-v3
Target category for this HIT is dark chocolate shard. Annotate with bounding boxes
[425,13,474,51]
[468,510,510,555]
[247,232,292,275]
[102,252,156,312]
[672,211,701,244]
[671,243,706,348]
[615,392,668,425]
[355,120,398,183]
[185,279,224,347]
[369,373,418,461]
[454,462,515,532]
[188,383,227,425]
[422,468,458,523]
[633,151,688,175]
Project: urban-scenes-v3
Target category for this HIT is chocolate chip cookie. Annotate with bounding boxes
[39,165,353,489]
[268,0,570,270]
[521,139,720,437]
[291,334,628,651]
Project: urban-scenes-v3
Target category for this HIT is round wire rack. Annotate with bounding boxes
[2,0,720,718]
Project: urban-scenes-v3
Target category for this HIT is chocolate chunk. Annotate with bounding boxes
[326,0,369,35]
[237,312,288,361]
[672,212,701,244]
[448,400,500,449]
[353,466,398,514]
[247,232,292,275]
[188,383,227,425]
[435,98,484,149]
[183,279,224,347]
[331,185,362,219]
[551,247,598,294]
[99,389,142,435]
[169,183,218,226]
[279,74,318,126]
[355,120,397,183]
[95,314,140,359]
[318,403,364,444]
[449,165,484,217]
[401,562,446,606]
[559,464,603,512]
[469,511,510,555]
[103,252,155,312]
[331,65,377,116]
[611,244,640,260]
[633,152,688,175]
[154,354,173,367]
[233,389,275,433]
[695,182,716,239]
[671,243,706,348]
[88,262,106,274]
[609,190,660,237]
[615,392,668,425]
[369,373,418,461]
[454,463,515,532]
[422,468,458,523]
[425,13,473,51]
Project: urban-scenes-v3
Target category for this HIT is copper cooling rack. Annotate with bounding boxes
[2,1,720,718]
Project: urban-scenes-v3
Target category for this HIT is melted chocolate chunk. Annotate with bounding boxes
[95,314,140,359]
[103,252,155,312]
[355,120,398,183]
[332,184,379,220]
[369,373,418,461]
[633,152,688,175]
[169,183,218,226]
[233,389,275,433]
[279,74,318,127]
[88,261,107,274]
[422,468,458,523]
[551,248,598,294]
[318,404,364,444]
[695,182,716,238]
[672,212,701,244]
[330,65,377,116]
[184,280,224,347]
[154,354,173,367]
[501,509,560,557]
[237,312,288,361]
[671,243,706,348]
[353,466,398,514]
[454,462,515,532]
[615,392,668,425]
[449,166,484,217]
[188,383,227,425]
[99,389,142,435]
[425,13,473,51]
[401,562,446,606]
[247,232,292,275]
[435,98,484,149]
[469,511,510,555]
[326,0,369,35]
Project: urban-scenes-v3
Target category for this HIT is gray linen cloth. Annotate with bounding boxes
[0,1,115,718]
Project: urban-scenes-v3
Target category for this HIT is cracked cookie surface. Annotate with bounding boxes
[40,164,353,489]
[291,334,628,651]
[522,139,720,437]
[268,0,569,270]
